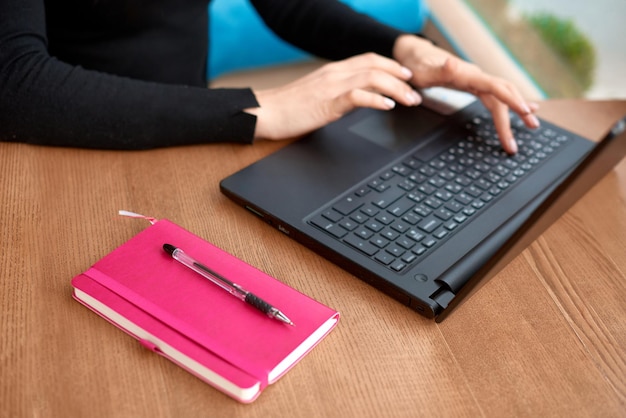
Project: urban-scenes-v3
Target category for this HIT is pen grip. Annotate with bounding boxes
[245,293,273,315]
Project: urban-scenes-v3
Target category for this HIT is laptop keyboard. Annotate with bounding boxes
[308,111,571,273]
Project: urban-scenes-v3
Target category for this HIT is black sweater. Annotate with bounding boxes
[0,0,403,149]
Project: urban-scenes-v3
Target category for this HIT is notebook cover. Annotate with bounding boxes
[71,219,339,403]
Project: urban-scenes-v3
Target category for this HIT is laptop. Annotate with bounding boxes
[220,88,626,320]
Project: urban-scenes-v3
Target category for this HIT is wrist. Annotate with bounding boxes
[244,106,267,141]
[245,90,267,141]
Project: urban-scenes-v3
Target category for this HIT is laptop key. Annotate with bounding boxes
[401,252,417,264]
[360,204,379,217]
[417,216,442,233]
[387,197,415,216]
[355,227,374,239]
[322,209,343,222]
[308,116,576,274]
[374,252,395,265]
[333,195,363,215]
[372,186,404,209]
[310,216,348,238]
[343,234,378,256]
[371,236,389,248]
[390,260,408,272]
[338,219,358,231]
[386,243,406,257]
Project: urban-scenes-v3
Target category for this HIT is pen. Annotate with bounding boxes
[163,244,294,326]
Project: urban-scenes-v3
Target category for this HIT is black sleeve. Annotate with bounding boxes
[0,0,258,150]
[249,0,405,61]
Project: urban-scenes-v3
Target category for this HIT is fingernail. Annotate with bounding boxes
[384,98,396,109]
[406,90,422,106]
[529,114,540,128]
[401,66,413,79]
[520,103,531,114]
[509,138,518,154]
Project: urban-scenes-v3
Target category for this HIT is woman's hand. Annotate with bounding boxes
[246,53,421,141]
[393,34,540,154]
[247,37,539,154]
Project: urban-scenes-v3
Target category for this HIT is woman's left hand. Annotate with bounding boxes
[393,34,540,154]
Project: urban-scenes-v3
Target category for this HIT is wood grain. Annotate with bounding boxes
[2,99,625,418]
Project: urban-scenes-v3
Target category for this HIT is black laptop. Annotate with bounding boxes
[220,88,625,320]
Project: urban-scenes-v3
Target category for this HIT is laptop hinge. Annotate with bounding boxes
[430,287,456,310]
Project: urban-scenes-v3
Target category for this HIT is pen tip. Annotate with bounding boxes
[163,243,176,255]
[274,311,295,326]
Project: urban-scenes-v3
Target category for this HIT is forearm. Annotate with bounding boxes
[0,0,259,149]
[0,56,258,149]
[250,0,404,60]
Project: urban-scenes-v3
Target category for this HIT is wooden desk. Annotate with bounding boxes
[2,100,625,417]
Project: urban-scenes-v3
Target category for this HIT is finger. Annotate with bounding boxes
[440,59,535,122]
[337,69,422,107]
[331,89,398,117]
[528,102,540,112]
[521,101,541,129]
[336,52,413,81]
[437,59,542,137]
[480,94,518,154]
[519,109,541,130]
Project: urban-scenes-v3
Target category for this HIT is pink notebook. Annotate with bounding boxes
[71,217,339,403]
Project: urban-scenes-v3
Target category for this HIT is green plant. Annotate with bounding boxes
[527,12,596,91]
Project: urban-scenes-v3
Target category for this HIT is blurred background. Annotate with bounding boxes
[464,0,626,99]
[209,0,625,100]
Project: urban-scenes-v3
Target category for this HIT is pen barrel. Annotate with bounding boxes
[244,293,273,315]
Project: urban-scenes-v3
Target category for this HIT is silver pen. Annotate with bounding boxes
[163,244,294,326]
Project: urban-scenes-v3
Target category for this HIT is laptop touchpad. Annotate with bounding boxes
[349,106,446,152]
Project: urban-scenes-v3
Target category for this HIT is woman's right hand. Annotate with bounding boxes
[245,52,422,141]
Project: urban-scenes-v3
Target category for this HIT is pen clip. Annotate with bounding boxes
[118,210,158,225]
